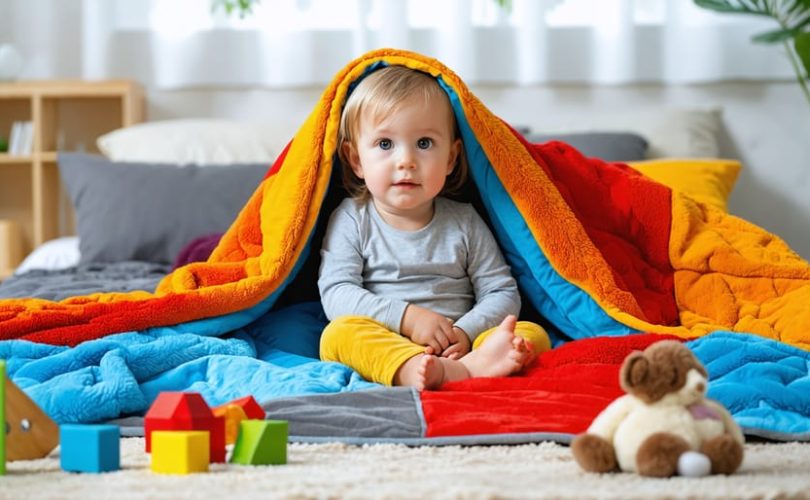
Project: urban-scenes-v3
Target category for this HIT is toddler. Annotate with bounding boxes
[318,66,550,390]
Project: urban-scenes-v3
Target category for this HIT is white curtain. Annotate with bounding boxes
[2,0,794,88]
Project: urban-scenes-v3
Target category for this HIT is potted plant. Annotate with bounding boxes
[694,0,810,107]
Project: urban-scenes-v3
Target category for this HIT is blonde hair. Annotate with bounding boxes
[337,65,468,201]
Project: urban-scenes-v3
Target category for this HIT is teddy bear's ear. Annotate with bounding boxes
[620,352,650,392]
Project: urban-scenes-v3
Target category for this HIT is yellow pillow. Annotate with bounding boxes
[627,158,741,212]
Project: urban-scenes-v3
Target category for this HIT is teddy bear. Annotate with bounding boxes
[571,340,744,477]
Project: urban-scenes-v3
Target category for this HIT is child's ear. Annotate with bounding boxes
[447,138,462,176]
[342,142,364,179]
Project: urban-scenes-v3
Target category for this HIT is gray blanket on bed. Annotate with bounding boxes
[0,261,170,301]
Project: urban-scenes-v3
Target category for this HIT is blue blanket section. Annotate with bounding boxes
[688,332,810,439]
[0,302,377,424]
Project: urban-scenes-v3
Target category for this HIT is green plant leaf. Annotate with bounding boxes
[211,0,260,18]
[752,26,803,43]
[693,0,771,16]
[796,32,810,78]
[491,0,513,11]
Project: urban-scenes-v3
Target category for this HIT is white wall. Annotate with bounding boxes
[145,81,810,259]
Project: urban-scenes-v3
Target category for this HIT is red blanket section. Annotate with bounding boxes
[421,334,683,438]
[528,140,678,326]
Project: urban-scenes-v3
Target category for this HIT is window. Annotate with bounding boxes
[68,0,796,87]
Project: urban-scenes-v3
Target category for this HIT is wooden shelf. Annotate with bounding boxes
[0,80,144,275]
[0,154,34,164]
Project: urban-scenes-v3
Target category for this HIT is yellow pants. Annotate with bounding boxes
[320,316,551,386]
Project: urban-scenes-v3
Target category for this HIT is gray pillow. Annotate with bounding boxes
[524,132,648,162]
[58,153,269,264]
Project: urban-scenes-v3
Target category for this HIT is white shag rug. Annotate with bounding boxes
[2,438,810,499]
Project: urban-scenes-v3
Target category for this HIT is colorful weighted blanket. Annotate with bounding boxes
[1,49,809,443]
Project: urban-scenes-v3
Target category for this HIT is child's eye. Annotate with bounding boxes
[378,139,393,150]
[417,138,432,149]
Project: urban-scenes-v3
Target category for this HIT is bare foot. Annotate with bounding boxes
[416,355,445,390]
[395,354,445,390]
[395,353,473,390]
[460,315,533,377]
[393,315,532,389]
[514,337,537,369]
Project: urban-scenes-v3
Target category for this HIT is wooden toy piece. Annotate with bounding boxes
[226,395,265,420]
[212,404,248,445]
[2,360,59,463]
[144,391,225,463]
[1,360,6,476]
[150,431,209,475]
[60,424,120,473]
[230,420,288,466]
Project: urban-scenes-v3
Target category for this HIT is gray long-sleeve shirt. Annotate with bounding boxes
[318,196,520,341]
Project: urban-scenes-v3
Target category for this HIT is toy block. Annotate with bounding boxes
[150,431,209,475]
[60,424,120,473]
[225,395,265,420]
[1,359,60,465]
[230,420,288,466]
[144,391,225,463]
[212,404,248,445]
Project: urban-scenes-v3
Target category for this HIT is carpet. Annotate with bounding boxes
[1,439,809,499]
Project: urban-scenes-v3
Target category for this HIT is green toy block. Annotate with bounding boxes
[230,420,288,466]
[1,360,6,476]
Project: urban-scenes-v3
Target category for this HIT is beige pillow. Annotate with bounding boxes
[524,108,724,159]
[97,119,280,165]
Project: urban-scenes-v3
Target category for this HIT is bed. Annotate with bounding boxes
[1,49,808,446]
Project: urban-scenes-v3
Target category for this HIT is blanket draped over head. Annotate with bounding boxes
[1,49,809,442]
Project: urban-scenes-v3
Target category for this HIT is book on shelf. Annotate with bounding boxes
[7,121,33,156]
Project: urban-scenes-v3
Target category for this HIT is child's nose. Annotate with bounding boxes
[396,148,416,169]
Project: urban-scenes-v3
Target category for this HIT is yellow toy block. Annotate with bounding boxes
[150,431,210,475]
[212,404,248,445]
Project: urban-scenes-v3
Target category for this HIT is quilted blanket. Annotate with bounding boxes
[1,49,810,443]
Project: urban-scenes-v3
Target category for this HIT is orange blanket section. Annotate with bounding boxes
[1,48,810,352]
[669,195,810,349]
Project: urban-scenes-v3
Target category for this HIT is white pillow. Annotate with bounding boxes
[97,119,281,165]
[15,236,81,274]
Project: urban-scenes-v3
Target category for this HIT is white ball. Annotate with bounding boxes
[0,44,23,81]
[677,451,712,477]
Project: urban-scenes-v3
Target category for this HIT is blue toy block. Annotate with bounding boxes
[60,424,120,473]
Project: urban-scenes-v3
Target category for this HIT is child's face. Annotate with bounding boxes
[343,93,461,222]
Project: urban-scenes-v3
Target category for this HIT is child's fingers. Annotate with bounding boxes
[428,339,444,354]
[433,328,451,351]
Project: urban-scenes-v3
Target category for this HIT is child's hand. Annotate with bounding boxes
[440,326,471,359]
[400,305,455,354]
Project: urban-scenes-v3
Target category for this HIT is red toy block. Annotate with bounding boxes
[144,392,226,463]
[217,395,265,420]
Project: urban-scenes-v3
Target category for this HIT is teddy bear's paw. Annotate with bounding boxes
[677,451,711,477]
[571,434,617,473]
[636,432,691,477]
[701,434,744,475]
